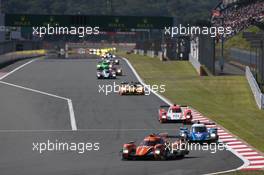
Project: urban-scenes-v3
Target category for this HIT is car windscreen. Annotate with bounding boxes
[193,126,207,133]
[171,108,181,113]
[140,139,163,146]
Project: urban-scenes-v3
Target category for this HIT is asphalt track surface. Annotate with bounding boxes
[0,55,243,175]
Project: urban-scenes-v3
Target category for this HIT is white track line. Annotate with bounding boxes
[0,59,77,131]
[67,99,77,130]
[0,59,36,80]
[0,81,68,100]
[0,81,77,131]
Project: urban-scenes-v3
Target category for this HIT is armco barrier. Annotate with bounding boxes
[246,66,264,109]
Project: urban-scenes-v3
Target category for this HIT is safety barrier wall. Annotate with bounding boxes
[0,41,43,55]
[158,51,163,60]
[146,50,155,58]
[138,49,144,56]
[246,66,264,109]
[0,50,46,68]
[134,49,165,61]
[189,53,201,74]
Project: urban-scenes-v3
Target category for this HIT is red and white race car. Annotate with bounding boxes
[158,104,192,123]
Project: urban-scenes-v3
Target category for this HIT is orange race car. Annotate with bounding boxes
[118,82,145,95]
[121,133,189,160]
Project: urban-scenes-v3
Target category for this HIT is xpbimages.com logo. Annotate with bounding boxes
[32,140,100,154]
[32,24,100,38]
[98,82,166,96]
[164,140,227,154]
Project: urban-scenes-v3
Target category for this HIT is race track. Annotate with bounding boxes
[0,55,243,175]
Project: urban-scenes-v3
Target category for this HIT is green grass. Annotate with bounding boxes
[118,52,264,153]
[215,26,261,65]
[224,26,260,51]
[216,26,261,52]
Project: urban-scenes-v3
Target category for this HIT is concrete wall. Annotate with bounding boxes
[246,66,264,109]
[0,51,45,68]
[0,41,43,55]
[189,53,201,75]
[146,50,155,58]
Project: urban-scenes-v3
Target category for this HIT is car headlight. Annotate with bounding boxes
[154,149,160,155]
[113,74,116,77]
[123,148,129,154]
[162,115,166,119]
[117,69,121,73]
[210,133,216,138]
[109,65,112,68]
[180,133,186,137]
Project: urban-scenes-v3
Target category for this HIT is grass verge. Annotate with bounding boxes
[118,51,264,154]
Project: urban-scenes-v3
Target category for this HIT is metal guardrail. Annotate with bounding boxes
[246,66,264,109]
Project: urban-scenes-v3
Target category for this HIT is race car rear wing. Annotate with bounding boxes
[121,81,129,85]
[192,120,216,126]
[158,132,169,138]
[131,81,142,85]
[160,104,188,108]
[160,105,170,108]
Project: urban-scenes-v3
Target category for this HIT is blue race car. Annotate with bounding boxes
[179,123,218,143]
[97,69,116,79]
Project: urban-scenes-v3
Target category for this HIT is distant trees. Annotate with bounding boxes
[2,0,217,24]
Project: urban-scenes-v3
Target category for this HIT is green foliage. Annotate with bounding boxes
[224,26,261,51]
[2,0,218,24]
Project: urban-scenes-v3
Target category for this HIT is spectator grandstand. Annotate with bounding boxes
[212,0,264,38]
